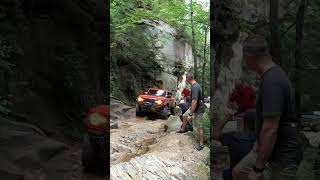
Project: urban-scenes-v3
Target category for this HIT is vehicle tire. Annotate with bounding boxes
[82,133,98,171]
[136,104,143,116]
[82,133,108,175]
[161,106,169,119]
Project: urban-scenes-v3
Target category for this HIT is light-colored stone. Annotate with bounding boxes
[301,131,320,147]
[110,100,209,179]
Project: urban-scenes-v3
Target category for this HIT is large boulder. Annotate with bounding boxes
[111,133,209,180]
[0,117,81,180]
[301,131,320,147]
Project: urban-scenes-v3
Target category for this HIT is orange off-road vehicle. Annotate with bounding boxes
[136,88,176,119]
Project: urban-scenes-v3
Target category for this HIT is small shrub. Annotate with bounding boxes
[202,108,211,145]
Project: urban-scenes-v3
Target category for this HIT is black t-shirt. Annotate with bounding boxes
[220,131,256,168]
[256,66,302,165]
[189,82,205,114]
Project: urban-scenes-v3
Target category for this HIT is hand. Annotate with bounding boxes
[187,115,192,122]
[252,141,258,152]
[247,171,263,180]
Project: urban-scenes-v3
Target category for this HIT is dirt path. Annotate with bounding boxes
[110,99,209,180]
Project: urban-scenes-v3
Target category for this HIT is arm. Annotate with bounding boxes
[248,86,256,105]
[255,80,283,170]
[255,116,279,169]
[229,91,239,110]
[189,99,197,114]
[189,85,199,115]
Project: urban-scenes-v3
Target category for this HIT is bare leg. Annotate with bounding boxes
[232,169,248,180]
[180,110,189,131]
[181,117,187,131]
[198,128,204,145]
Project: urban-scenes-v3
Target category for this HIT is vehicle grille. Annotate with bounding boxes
[144,99,155,103]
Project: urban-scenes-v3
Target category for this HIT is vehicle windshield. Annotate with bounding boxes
[147,89,165,97]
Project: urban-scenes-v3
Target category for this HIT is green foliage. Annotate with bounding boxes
[173,61,185,77]
[111,23,163,103]
[296,146,319,180]
[111,0,208,48]
[111,0,209,103]
[279,0,320,110]
[202,108,211,145]
[0,96,11,115]
[0,37,21,71]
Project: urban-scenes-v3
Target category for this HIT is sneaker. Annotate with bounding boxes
[195,144,204,151]
[176,129,187,133]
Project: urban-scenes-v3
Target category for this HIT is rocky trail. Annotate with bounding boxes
[110,99,210,180]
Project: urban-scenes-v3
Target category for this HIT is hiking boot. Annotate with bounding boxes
[195,144,204,151]
[186,126,193,132]
[176,129,187,133]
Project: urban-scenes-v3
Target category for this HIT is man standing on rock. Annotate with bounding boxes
[177,72,206,151]
[232,35,302,180]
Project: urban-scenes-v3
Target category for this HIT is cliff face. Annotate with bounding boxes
[212,0,300,121]
[111,20,194,104]
[0,0,108,138]
[147,20,194,96]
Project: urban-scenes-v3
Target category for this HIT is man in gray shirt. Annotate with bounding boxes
[232,35,302,180]
[177,72,205,151]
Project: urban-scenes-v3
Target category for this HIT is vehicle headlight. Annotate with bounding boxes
[155,100,162,105]
[137,97,144,102]
[88,113,107,128]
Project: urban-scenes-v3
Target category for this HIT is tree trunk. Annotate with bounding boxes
[210,1,245,178]
[190,0,198,80]
[293,0,306,122]
[270,0,283,66]
[209,37,216,180]
[201,25,208,95]
[210,1,217,179]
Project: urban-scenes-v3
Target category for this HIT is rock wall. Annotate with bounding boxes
[145,20,194,93]
[111,19,195,104]
[0,0,108,138]
[212,0,300,121]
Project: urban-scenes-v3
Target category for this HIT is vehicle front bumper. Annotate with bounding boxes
[138,102,164,113]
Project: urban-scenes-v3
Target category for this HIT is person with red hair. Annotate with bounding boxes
[230,79,256,115]
[181,87,191,102]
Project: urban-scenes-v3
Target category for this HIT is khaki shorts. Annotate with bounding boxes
[183,109,204,129]
[234,150,299,180]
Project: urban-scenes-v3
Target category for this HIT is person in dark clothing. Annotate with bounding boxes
[177,72,206,151]
[178,96,193,131]
[233,35,303,180]
[213,109,257,180]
